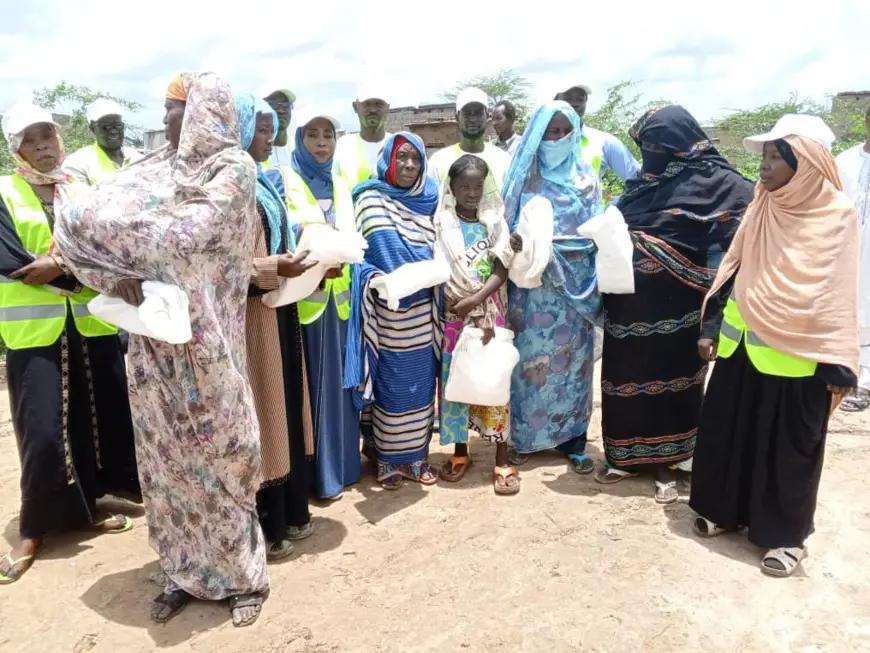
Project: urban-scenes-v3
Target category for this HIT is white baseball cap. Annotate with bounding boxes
[86,98,126,123]
[561,84,592,96]
[2,102,58,149]
[743,114,836,153]
[456,87,488,113]
[295,111,341,132]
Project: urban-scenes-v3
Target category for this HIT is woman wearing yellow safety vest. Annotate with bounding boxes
[0,104,139,585]
[267,112,361,501]
[692,116,859,578]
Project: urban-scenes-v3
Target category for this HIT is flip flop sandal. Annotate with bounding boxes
[377,470,404,491]
[693,516,726,538]
[230,591,268,628]
[840,396,870,412]
[594,468,638,484]
[439,455,472,482]
[493,466,520,495]
[266,539,295,562]
[151,590,192,623]
[507,449,530,467]
[415,463,438,486]
[0,552,35,585]
[94,514,134,534]
[287,522,315,541]
[654,480,679,504]
[761,547,807,578]
[567,453,595,475]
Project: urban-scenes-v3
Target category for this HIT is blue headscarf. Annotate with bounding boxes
[234,92,290,254]
[352,132,439,216]
[502,101,601,307]
[291,117,335,200]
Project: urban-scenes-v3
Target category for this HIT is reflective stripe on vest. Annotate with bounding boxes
[717,296,816,377]
[0,175,117,349]
[274,166,352,324]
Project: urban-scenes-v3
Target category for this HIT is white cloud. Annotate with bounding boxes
[1,0,868,134]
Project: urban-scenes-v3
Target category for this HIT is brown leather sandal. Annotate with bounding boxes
[439,455,471,482]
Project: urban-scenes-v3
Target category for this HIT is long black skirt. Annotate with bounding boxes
[8,313,139,539]
[256,303,311,543]
[689,339,830,549]
[601,248,705,469]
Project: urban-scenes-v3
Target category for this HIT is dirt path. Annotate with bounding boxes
[2,372,870,653]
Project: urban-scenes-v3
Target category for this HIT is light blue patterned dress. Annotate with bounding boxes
[503,102,602,456]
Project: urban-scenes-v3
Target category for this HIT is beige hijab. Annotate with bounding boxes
[704,134,859,374]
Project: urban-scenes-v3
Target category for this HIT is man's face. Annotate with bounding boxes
[458,102,487,139]
[561,88,588,119]
[355,98,389,131]
[93,114,125,151]
[265,92,293,132]
[490,105,514,139]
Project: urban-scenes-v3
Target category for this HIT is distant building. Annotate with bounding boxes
[144,129,167,151]
[385,103,457,154]
[832,91,870,117]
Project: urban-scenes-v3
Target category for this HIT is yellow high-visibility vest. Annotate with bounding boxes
[0,175,118,349]
[717,295,816,377]
[274,166,353,324]
[64,143,139,185]
[334,133,384,189]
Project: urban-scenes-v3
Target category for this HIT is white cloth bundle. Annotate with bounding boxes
[87,281,192,344]
[370,258,451,311]
[508,196,554,288]
[261,222,367,308]
[576,205,635,294]
[444,326,520,406]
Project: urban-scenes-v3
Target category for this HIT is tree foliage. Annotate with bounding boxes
[0,82,143,175]
[442,69,534,131]
[713,94,866,179]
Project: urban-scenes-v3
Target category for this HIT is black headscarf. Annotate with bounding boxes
[617,105,754,290]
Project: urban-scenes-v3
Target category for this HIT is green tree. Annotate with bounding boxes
[0,82,143,175]
[713,94,866,179]
[584,82,670,201]
[442,69,534,131]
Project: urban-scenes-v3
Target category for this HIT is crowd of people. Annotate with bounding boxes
[0,70,865,625]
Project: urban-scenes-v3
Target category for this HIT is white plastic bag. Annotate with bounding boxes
[87,281,192,344]
[444,326,520,407]
[262,223,366,308]
[509,196,554,289]
[371,259,451,311]
[576,205,635,294]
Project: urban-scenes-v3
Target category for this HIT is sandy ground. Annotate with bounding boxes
[2,368,870,653]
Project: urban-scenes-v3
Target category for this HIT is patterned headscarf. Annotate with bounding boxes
[502,101,601,305]
[617,105,753,287]
[235,92,289,254]
[352,132,439,216]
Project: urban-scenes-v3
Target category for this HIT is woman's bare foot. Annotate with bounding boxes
[0,537,40,585]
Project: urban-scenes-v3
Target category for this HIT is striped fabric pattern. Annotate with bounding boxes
[345,189,442,464]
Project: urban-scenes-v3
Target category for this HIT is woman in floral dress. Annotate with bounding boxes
[55,72,269,628]
[435,154,520,494]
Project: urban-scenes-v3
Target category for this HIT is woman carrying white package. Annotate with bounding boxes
[268,112,360,500]
[344,132,442,490]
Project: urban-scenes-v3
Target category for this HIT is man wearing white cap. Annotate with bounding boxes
[837,105,870,411]
[333,86,391,189]
[63,98,142,185]
[263,88,296,168]
[428,87,510,191]
[555,84,639,184]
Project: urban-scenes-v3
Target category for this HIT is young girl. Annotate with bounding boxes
[435,154,520,495]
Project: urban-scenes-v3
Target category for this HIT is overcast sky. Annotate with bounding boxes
[1,0,867,132]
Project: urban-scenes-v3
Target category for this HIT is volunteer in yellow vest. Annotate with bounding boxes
[63,98,143,185]
[263,88,296,168]
[333,85,391,189]
[554,84,640,183]
[692,116,859,578]
[0,103,139,585]
[266,111,361,500]
[428,87,511,192]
